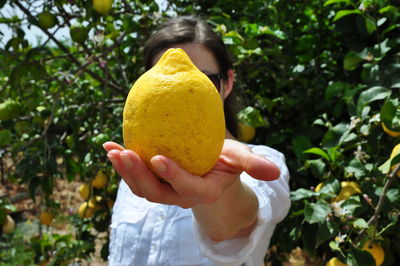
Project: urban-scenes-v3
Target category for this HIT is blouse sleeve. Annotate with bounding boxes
[192,145,291,266]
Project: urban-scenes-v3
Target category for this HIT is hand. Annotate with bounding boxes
[103,139,280,208]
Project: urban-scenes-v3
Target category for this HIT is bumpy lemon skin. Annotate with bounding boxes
[123,48,225,176]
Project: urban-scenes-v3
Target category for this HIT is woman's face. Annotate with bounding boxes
[152,43,233,99]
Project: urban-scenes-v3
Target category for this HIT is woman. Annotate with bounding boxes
[103,16,290,266]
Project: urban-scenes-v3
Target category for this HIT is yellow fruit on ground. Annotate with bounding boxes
[78,202,96,218]
[326,257,347,266]
[79,184,91,200]
[39,212,53,225]
[93,0,113,15]
[2,215,15,234]
[335,181,361,201]
[362,240,385,266]
[92,171,108,188]
[237,122,256,142]
[315,182,324,192]
[382,122,400,137]
[390,143,400,177]
[123,48,225,176]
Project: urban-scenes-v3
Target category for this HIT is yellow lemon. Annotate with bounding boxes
[326,257,347,266]
[93,0,113,15]
[335,181,361,201]
[39,212,53,225]
[237,122,256,142]
[2,215,15,234]
[92,171,108,188]
[390,143,400,177]
[123,48,225,176]
[79,184,91,200]
[382,122,400,137]
[315,182,324,192]
[78,202,96,218]
[362,240,385,266]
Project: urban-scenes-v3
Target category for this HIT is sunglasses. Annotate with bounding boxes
[205,73,227,92]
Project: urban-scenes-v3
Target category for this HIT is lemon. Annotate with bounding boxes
[92,171,108,188]
[2,215,15,234]
[78,202,96,218]
[79,184,91,200]
[70,25,88,44]
[123,48,225,176]
[93,0,113,15]
[237,122,256,142]
[390,143,400,177]
[38,11,57,29]
[335,181,361,201]
[382,122,400,137]
[326,257,347,266]
[39,212,53,225]
[362,240,385,266]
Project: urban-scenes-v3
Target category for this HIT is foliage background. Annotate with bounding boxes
[1,0,400,265]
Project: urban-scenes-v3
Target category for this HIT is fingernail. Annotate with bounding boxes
[120,152,134,169]
[107,153,119,167]
[151,156,167,173]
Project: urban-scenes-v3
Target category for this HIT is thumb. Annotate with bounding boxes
[221,144,280,181]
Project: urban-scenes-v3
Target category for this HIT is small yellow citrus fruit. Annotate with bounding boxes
[315,182,324,192]
[362,240,385,266]
[79,184,91,200]
[326,257,347,266]
[390,143,400,177]
[123,48,225,176]
[335,181,361,201]
[382,122,400,137]
[2,215,15,234]
[237,122,256,142]
[39,212,53,225]
[92,171,108,188]
[78,202,96,218]
[93,0,113,15]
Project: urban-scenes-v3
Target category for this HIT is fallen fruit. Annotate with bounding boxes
[123,48,225,176]
[39,212,53,225]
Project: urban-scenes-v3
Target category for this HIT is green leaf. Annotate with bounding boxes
[353,218,368,229]
[304,201,331,224]
[303,147,331,162]
[333,9,362,22]
[364,16,377,34]
[386,189,400,207]
[349,245,376,266]
[0,129,12,146]
[344,51,363,71]
[316,220,339,247]
[380,99,399,130]
[356,86,391,116]
[379,5,398,14]
[324,0,352,6]
[291,188,318,201]
[237,106,268,127]
[292,135,312,160]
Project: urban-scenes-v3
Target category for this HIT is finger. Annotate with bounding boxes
[119,151,185,205]
[150,155,218,203]
[221,148,280,181]
[103,141,125,152]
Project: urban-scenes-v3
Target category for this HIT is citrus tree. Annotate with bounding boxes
[1,0,400,265]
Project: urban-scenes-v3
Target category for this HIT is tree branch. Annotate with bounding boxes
[14,0,124,94]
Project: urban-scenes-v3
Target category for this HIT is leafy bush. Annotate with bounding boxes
[1,0,399,264]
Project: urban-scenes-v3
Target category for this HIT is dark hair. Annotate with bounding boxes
[143,16,240,138]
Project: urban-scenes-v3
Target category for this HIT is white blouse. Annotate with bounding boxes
[108,144,291,266]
